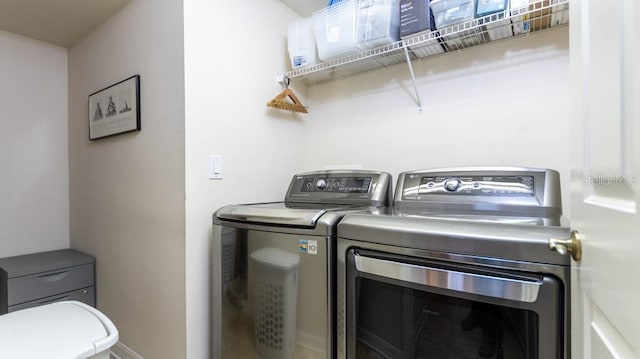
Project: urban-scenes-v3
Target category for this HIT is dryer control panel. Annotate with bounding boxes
[418,175,535,197]
[395,167,562,216]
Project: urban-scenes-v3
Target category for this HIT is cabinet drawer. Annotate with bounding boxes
[7,263,94,305]
[8,286,96,312]
[9,287,96,313]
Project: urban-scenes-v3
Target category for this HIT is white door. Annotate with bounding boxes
[570,0,640,358]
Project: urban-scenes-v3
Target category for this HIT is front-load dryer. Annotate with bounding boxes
[337,167,571,359]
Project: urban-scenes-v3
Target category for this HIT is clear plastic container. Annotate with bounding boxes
[510,0,531,35]
[512,0,552,35]
[476,0,511,41]
[480,11,513,41]
[476,0,508,17]
[430,0,476,28]
[288,17,319,68]
[550,0,569,26]
[356,0,401,49]
[313,0,360,61]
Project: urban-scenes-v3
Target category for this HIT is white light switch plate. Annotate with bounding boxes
[209,155,222,179]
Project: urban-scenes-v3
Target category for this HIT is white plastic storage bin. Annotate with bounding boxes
[430,0,475,28]
[0,301,118,359]
[288,17,319,69]
[356,0,401,49]
[313,0,360,61]
[250,248,300,359]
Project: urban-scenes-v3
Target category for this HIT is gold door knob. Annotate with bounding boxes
[549,229,583,261]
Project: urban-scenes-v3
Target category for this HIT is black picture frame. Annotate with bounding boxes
[88,75,141,140]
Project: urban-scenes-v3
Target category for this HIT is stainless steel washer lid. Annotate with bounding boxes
[215,202,332,227]
[214,170,393,229]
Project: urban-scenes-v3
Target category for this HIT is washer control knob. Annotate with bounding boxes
[444,178,462,192]
[316,178,328,190]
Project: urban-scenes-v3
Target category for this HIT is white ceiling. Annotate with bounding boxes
[0,0,131,47]
[0,0,325,48]
[280,0,327,17]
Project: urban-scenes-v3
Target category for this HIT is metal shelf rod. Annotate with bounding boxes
[403,45,422,112]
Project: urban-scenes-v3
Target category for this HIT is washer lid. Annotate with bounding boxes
[216,202,350,227]
[0,301,119,359]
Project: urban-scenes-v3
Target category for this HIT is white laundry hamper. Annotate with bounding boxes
[221,226,237,292]
[0,300,119,359]
[250,247,300,359]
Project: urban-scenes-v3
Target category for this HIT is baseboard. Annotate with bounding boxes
[297,330,326,355]
[110,341,144,359]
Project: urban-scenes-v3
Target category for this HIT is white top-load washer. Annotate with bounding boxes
[212,169,392,359]
[0,300,118,359]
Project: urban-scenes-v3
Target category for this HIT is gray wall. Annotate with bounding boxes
[0,30,69,258]
[67,0,186,357]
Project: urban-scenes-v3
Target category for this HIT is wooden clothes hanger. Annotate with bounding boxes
[267,76,308,114]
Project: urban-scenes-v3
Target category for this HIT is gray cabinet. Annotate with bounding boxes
[0,249,95,314]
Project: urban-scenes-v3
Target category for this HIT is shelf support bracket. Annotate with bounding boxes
[403,45,422,113]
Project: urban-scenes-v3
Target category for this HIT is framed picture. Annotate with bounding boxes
[89,75,141,140]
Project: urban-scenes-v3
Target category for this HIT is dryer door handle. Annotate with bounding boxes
[353,254,542,303]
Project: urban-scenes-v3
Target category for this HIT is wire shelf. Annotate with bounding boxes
[284,0,569,84]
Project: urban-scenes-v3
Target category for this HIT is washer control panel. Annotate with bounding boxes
[301,176,372,193]
[286,170,392,206]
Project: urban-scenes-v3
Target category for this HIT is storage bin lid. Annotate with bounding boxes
[0,301,119,359]
[250,248,300,270]
[0,249,94,278]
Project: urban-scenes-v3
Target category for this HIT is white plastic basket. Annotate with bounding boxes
[221,227,237,291]
[250,248,300,359]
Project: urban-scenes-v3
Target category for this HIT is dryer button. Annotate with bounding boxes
[316,179,328,190]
